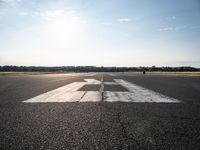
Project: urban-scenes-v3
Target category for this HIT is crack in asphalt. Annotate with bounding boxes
[115,105,147,150]
[97,73,146,149]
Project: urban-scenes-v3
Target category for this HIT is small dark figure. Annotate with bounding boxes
[143,71,146,74]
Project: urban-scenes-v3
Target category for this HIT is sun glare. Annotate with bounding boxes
[45,12,84,42]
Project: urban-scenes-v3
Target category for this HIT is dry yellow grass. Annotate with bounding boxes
[128,71,200,76]
[0,72,75,76]
[0,72,90,78]
[148,72,200,76]
[0,72,47,76]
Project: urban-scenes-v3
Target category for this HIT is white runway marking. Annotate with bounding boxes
[84,79,101,84]
[85,73,97,76]
[23,79,101,103]
[23,78,180,103]
[80,92,101,102]
[107,73,116,76]
[105,79,180,103]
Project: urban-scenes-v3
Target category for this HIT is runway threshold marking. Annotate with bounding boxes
[23,79,180,103]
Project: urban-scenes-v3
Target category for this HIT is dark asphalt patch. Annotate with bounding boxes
[78,84,129,92]
[78,85,101,91]
[104,84,128,91]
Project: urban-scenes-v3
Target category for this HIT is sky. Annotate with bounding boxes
[0,0,200,67]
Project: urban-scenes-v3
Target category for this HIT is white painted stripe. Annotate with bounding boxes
[107,79,180,103]
[84,79,101,84]
[83,79,116,85]
[80,92,101,102]
[84,73,97,76]
[50,74,87,82]
[23,82,85,103]
[104,92,133,102]
[60,82,85,91]
[23,91,85,103]
[23,78,180,103]
[108,73,117,76]
[100,74,104,93]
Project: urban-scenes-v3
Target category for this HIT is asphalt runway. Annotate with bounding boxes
[0,73,200,149]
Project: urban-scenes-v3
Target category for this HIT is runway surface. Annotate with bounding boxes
[0,73,200,149]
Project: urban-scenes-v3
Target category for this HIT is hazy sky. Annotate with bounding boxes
[0,0,200,67]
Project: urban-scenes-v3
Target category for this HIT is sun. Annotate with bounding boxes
[45,11,84,41]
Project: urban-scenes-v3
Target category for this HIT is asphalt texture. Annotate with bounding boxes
[0,73,200,150]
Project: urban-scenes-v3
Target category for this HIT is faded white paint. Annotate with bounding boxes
[84,79,101,84]
[105,79,180,103]
[23,78,180,103]
[23,79,101,103]
[80,92,101,102]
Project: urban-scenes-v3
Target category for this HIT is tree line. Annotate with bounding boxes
[0,65,199,72]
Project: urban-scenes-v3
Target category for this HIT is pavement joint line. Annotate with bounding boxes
[100,73,104,102]
[80,91,87,100]
[116,106,144,149]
